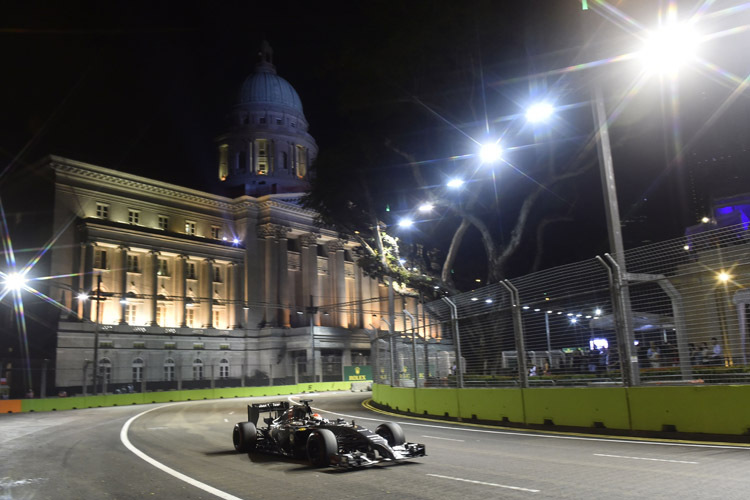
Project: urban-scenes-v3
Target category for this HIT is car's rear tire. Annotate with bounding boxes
[306,429,337,467]
[233,422,257,452]
[375,422,405,446]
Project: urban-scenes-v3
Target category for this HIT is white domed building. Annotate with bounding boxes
[24,42,427,394]
[217,41,318,196]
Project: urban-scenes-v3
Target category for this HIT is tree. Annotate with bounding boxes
[305,1,607,292]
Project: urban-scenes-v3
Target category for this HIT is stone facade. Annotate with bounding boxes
[48,156,392,390]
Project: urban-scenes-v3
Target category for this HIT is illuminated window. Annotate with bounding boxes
[186,308,196,327]
[158,215,169,230]
[213,267,221,282]
[185,221,196,235]
[193,342,204,350]
[133,341,145,349]
[213,310,221,328]
[127,255,140,273]
[128,209,140,224]
[94,249,108,269]
[157,259,168,276]
[186,262,197,280]
[219,358,229,379]
[126,304,137,324]
[164,342,176,350]
[132,358,144,383]
[96,203,109,219]
[164,358,175,381]
[211,226,220,239]
[296,145,307,178]
[155,305,165,326]
[218,144,229,181]
[257,139,268,174]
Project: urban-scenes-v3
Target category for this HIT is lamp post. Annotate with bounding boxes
[590,84,639,386]
[92,274,103,395]
[305,295,318,383]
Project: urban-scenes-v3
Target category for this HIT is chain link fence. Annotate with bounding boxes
[6,224,749,398]
[374,223,750,388]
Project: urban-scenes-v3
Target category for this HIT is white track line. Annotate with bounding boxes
[594,453,699,464]
[120,403,243,500]
[422,435,465,442]
[427,474,540,493]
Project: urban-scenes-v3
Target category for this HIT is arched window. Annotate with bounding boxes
[219,358,229,379]
[99,358,112,386]
[164,358,175,382]
[193,358,203,380]
[132,357,144,383]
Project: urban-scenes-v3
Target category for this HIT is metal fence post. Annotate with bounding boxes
[380,317,396,386]
[603,254,639,386]
[404,309,418,387]
[441,297,464,389]
[500,280,528,389]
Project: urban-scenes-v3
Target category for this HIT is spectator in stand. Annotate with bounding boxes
[662,342,677,367]
[647,342,661,368]
[688,343,698,366]
[711,337,723,365]
[699,342,710,365]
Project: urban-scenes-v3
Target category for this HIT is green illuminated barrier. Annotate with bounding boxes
[372,384,750,437]
[458,388,525,423]
[628,385,750,435]
[10,381,355,414]
[417,388,459,417]
[522,387,630,429]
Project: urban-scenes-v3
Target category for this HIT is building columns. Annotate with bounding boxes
[80,242,94,320]
[148,250,159,326]
[177,255,187,327]
[117,246,128,324]
[278,229,291,328]
[228,262,241,329]
[201,259,214,328]
[299,233,319,326]
[260,224,279,327]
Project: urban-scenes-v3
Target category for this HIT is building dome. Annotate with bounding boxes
[237,41,304,116]
[216,41,318,197]
[239,65,303,114]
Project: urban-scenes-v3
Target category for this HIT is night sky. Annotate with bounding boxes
[2,0,750,285]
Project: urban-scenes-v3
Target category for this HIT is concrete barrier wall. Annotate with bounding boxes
[0,382,353,414]
[373,384,750,437]
[628,385,750,435]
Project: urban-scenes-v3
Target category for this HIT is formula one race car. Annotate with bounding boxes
[232,399,426,468]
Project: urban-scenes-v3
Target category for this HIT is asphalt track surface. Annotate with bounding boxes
[2,391,749,499]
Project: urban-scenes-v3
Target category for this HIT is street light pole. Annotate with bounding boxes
[591,84,639,386]
[306,295,318,383]
[92,274,102,395]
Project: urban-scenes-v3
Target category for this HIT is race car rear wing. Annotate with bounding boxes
[248,401,290,425]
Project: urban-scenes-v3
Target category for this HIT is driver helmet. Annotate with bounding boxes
[311,413,323,421]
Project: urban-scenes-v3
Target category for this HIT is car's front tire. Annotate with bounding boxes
[233,422,257,452]
[375,422,405,446]
[306,429,337,467]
